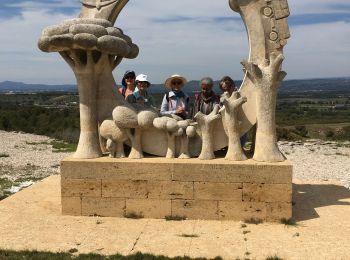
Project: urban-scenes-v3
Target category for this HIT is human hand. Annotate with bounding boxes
[176,106,185,114]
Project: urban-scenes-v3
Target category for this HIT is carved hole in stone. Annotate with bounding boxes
[92,50,102,63]
[76,49,87,65]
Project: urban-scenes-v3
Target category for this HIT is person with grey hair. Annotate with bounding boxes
[191,77,220,118]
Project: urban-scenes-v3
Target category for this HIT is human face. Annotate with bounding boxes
[125,75,135,86]
[201,82,213,96]
[171,79,183,91]
[220,81,233,93]
[137,81,149,90]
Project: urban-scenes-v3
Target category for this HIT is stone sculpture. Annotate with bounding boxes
[112,105,158,159]
[38,0,290,163]
[153,117,183,159]
[228,0,290,162]
[177,122,197,159]
[99,119,127,158]
[220,92,248,161]
[153,117,197,159]
[194,105,222,160]
[56,0,294,222]
[241,53,286,162]
[38,1,138,159]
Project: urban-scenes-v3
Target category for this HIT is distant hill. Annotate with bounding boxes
[280,78,350,92]
[0,77,349,94]
[0,81,76,92]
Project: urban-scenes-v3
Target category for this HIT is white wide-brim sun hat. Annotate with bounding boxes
[136,74,150,85]
[164,74,188,90]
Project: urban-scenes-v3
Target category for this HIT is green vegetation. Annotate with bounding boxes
[179,234,199,238]
[51,141,77,153]
[0,96,80,143]
[275,90,350,141]
[0,89,349,144]
[0,177,13,200]
[124,212,144,219]
[25,141,49,145]
[165,215,187,221]
[244,218,263,225]
[266,255,283,260]
[280,218,297,226]
[0,250,222,260]
[25,140,77,153]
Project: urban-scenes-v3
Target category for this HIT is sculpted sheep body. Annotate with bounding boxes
[99,119,128,158]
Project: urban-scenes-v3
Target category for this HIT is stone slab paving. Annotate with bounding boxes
[0,176,350,260]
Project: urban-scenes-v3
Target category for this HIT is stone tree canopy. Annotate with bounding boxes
[38,0,291,163]
[38,19,138,59]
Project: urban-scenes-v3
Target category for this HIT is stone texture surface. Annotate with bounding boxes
[1,176,350,259]
[194,182,242,201]
[146,181,194,200]
[82,197,125,217]
[242,183,292,202]
[220,91,248,161]
[218,201,266,221]
[102,179,148,198]
[126,199,171,219]
[194,105,222,160]
[61,157,292,221]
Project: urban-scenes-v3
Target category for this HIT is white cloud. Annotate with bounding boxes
[288,0,350,15]
[6,0,79,9]
[284,21,350,79]
[0,0,349,84]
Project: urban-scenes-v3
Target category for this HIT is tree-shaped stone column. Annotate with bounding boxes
[194,105,222,160]
[241,52,286,162]
[38,18,138,159]
[220,92,248,161]
[178,122,197,159]
[153,117,183,159]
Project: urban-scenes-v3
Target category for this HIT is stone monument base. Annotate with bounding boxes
[61,157,292,222]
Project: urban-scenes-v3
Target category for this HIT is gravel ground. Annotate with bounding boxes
[279,140,350,188]
[0,130,71,183]
[0,130,349,193]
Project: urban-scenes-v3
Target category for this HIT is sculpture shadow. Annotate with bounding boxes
[292,183,350,222]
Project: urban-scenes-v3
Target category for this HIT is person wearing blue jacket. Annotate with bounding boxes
[126,74,156,108]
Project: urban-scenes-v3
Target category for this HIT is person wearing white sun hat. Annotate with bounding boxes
[160,74,189,119]
[126,74,156,108]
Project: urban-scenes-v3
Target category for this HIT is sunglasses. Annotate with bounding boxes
[125,76,135,80]
[172,80,182,85]
[138,81,149,85]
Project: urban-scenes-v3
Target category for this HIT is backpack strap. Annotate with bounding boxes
[194,92,202,112]
[121,87,127,97]
[166,92,169,102]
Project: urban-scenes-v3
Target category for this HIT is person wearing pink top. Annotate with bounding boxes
[119,70,136,98]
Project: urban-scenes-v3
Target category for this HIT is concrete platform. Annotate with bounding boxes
[61,157,292,222]
[0,175,350,259]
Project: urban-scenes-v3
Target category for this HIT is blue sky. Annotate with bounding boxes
[0,0,349,84]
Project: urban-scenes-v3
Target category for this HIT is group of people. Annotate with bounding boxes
[118,71,238,119]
